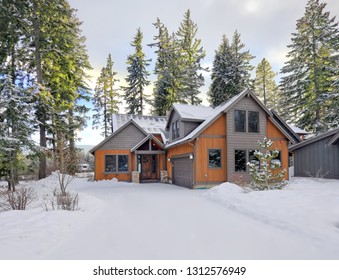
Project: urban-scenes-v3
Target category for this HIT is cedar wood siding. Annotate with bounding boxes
[195,114,227,187]
[266,118,289,180]
[94,122,145,181]
[226,96,267,182]
[293,136,339,179]
[94,149,135,181]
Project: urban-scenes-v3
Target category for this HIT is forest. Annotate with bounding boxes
[0,0,338,189]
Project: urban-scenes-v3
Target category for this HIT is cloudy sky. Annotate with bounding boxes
[67,0,339,145]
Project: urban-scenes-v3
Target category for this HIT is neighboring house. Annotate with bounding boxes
[90,89,298,188]
[289,128,339,179]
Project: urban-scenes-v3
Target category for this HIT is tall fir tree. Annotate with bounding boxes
[254,58,279,109]
[1,0,92,180]
[280,0,339,132]
[122,28,151,115]
[150,18,180,116]
[93,54,120,137]
[208,31,255,107]
[176,9,205,105]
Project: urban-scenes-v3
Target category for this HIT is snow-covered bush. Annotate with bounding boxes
[247,137,287,190]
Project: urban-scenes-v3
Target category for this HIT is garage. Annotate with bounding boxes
[172,157,193,188]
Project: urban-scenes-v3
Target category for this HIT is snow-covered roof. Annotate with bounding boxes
[288,124,310,135]
[289,128,339,151]
[172,103,215,121]
[112,114,168,143]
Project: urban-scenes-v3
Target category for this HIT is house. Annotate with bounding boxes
[289,128,339,179]
[90,89,298,188]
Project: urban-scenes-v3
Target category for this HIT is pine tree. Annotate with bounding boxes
[0,75,36,190]
[93,54,120,137]
[280,0,339,132]
[254,58,279,109]
[150,19,181,116]
[122,28,151,115]
[208,31,254,107]
[247,137,287,190]
[176,9,205,105]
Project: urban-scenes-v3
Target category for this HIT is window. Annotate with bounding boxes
[105,155,116,172]
[234,110,246,132]
[172,120,180,140]
[235,150,246,172]
[208,149,221,168]
[249,150,260,169]
[105,155,129,173]
[248,111,259,133]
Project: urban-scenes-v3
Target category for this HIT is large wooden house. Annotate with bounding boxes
[90,89,299,188]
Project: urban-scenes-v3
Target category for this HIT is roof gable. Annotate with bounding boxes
[90,120,147,154]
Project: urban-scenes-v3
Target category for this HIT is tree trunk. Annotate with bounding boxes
[33,0,47,179]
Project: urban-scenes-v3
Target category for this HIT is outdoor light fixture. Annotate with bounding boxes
[189,154,193,160]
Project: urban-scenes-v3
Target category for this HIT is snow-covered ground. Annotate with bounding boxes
[0,175,338,260]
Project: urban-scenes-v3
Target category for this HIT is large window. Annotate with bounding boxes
[208,149,221,168]
[234,110,259,133]
[172,120,180,140]
[248,111,259,133]
[105,155,129,172]
[234,110,246,132]
[235,150,247,172]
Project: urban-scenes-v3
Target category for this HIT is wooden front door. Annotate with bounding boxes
[141,155,157,180]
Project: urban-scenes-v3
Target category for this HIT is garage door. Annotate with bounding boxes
[172,157,193,188]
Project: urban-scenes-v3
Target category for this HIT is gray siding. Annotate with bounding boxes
[226,96,267,182]
[99,123,146,150]
[183,121,201,136]
[169,111,181,142]
[294,136,339,179]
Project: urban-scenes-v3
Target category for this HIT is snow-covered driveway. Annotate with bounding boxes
[1,177,339,259]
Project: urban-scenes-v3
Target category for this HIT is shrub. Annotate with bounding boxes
[43,190,79,211]
[0,187,37,210]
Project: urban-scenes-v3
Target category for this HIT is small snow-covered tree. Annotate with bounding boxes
[247,137,287,190]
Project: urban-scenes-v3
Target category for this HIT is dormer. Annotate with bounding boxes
[166,104,215,143]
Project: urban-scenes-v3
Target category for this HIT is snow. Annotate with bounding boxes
[0,175,339,260]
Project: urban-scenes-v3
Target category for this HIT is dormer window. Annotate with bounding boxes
[172,120,180,140]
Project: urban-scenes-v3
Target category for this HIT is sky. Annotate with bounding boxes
[67,0,339,146]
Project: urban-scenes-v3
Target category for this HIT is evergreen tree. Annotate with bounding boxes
[176,9,205,105]
[93,54,120,137]
[150,19,181,116]
[247,137,287,190]
[208,31,254,107]
[254,58,279,109]
[122,28,151,115]
[280,0,339,132]
[1,0,92,179]
[0,75,36,190]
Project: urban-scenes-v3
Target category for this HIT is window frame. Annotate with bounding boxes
[208,149,222,169]
[171,120,180,140]
[248,111,259,133]
[234,110,246,132]
[105,154,129,173]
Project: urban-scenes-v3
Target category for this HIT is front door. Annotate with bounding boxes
[140,155,157,180]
